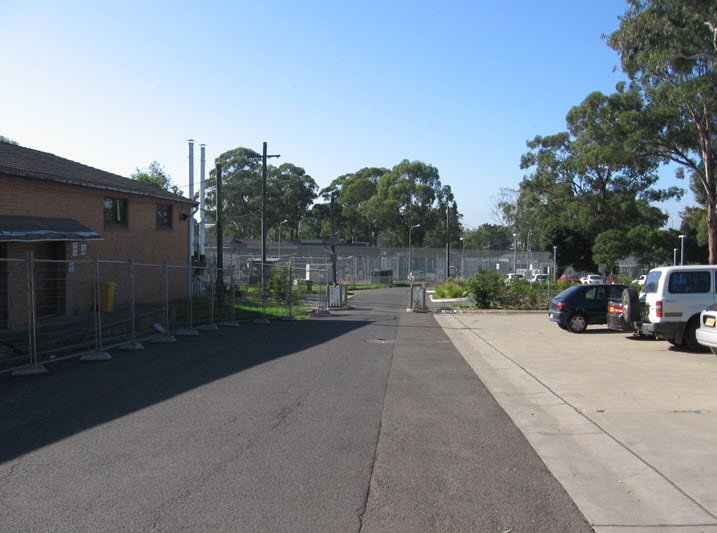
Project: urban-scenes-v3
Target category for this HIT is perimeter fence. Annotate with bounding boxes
[0,255,344,376]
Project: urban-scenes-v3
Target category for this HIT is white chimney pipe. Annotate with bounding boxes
[188,139,195,260]
[200,144,206,257]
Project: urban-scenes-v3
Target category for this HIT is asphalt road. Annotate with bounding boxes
[0,288,591,532]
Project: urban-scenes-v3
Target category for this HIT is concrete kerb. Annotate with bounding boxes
[435,313,717,532]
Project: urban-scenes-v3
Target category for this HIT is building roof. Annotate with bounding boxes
[0,141,195,205]
[0,215,103,242]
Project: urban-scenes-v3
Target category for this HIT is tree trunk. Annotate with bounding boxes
[707,164,716,265]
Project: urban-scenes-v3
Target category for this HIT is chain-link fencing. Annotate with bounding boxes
[0,254,318,376]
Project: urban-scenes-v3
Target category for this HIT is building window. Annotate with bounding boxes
[103,197,127,226]
[156,204,172,229]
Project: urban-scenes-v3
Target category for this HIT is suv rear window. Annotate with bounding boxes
[643,271,661,293]
[668,271,711,294]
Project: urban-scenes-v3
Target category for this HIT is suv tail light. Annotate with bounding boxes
[655,301,662,318]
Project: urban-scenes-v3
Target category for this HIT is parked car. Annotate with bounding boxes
[549,283,628,333]
[695,303,717,354]
[557,273,580,284]
[530,273,550,284]
[408,270,425,282]
[581,274,604,285]
[505,273,524,284]
[635,265,717,350]
[632,274,646,286]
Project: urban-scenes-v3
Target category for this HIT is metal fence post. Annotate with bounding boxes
[283,259,296,321]
[175,262,199,336]
[151,261,177,343]
[199,264,219,330]
[11,251,48,375]
[254,262,271,325]
[80,255,111,360]
[219,265,240,327]
[120,257,143,350]
[28,251,37,367]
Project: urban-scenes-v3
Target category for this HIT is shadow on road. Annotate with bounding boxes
[0,316,372,463]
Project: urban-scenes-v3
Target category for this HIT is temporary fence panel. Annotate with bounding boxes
[0,257,33,371]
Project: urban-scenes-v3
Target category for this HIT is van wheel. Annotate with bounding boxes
[684,318,708,352]
[567,313,587,333]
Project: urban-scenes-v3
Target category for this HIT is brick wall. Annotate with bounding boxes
[1,175,193,327]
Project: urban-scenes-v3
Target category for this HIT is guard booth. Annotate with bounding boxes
[370,269,393,284]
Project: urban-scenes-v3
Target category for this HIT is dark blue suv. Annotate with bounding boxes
[549,284,628,333]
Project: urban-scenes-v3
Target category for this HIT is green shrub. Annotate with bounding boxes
[266,268,307,302]
[466,270,554,310]
[466,269,505,308]
[434,279,467,299]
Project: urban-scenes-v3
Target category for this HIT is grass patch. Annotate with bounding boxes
[177,295,309,323]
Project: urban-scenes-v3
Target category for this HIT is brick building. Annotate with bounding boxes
[0,142,196,328]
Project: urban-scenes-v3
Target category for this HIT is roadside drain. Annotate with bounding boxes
[365,338,396,344]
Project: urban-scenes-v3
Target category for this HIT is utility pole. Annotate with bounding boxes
[216,163,224,307]
[260,142,280,298]
[330,193,337,285]
[445,205,450,280]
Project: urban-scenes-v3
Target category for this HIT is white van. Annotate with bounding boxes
[637,265,717,350]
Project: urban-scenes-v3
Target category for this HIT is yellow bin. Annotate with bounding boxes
[99,281,117,312]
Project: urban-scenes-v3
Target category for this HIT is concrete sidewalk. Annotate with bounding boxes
[436,312,717,533]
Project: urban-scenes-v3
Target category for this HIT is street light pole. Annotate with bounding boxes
[680,234,687,265]
[462,236,467,278]
[513,233,519,274]
[409,224,420,280]
[553,245,558,283]
[278,219,288,260]
[528,230,533,274]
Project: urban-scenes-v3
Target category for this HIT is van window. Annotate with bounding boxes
[643,271,661,293]
[668,271,711,294]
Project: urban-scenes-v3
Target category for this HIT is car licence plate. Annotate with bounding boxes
[705,316,716,327]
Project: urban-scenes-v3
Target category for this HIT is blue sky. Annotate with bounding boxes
[1,0,690,230]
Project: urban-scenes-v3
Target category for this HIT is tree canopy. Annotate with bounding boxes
[205,147,318,240]
[608,0,717,262]
[505,86,680,272]
[131,161,181,195]
[318,160,462,248]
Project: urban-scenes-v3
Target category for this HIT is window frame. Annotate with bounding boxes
[103,197,128,226]
[156,204,173,229]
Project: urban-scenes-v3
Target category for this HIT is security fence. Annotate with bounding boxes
[0,254,338,376]
[221,249,555,285]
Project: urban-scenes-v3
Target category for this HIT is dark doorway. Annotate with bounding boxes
[0,243,7,328]
[33,242,67,317]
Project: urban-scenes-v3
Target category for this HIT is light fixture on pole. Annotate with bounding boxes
[409,224,420,280]
[278,219,288,259]
[679,234,687,265]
